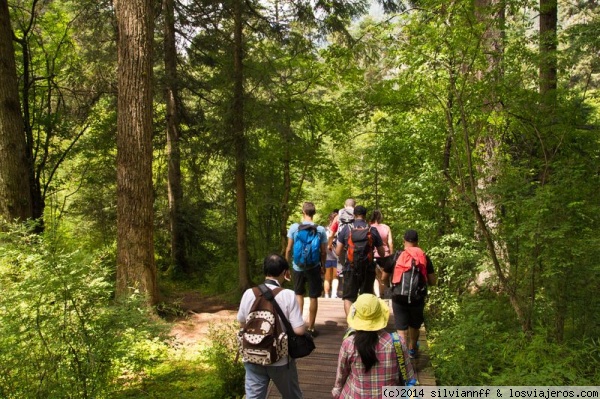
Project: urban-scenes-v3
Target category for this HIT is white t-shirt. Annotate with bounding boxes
[237,280,304,366]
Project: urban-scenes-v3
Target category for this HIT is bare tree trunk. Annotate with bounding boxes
[233,0,251,291]
[279,118,292,254]
[0,0,32,222]
[280,163,291,253]
[163,0,189,274]
[473,0,530,333]
[539,0,563,341]
[539,0,557,100]
[114,0,158,304]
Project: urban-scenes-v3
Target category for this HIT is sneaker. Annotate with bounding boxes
[307,328,319,338]
[408,348,417,359]
[409,344,419,359]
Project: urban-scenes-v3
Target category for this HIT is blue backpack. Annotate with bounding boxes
[293,224,321,269]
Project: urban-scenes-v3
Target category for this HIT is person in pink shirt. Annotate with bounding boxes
[369,210,393,298]
[325,210,340,298]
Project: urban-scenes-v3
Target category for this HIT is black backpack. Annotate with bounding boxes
[346,226,374,278]
[391,250,427,304]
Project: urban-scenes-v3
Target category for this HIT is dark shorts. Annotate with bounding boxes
[392,298,425,330]
[341,263,376,302]
[292,266,323,298]
[325,260,337,268]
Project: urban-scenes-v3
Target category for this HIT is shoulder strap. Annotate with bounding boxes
[257,283,283,299]
[390,332,408,385]
[257,284,296,337]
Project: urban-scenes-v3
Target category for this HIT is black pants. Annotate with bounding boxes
[341,262,376,302]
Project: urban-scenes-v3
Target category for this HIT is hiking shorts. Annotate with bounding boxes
[392,299,425,330]
[341,263,376,302]
[292,266,323,298]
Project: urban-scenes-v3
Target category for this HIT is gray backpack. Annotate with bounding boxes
[337,207,354,225]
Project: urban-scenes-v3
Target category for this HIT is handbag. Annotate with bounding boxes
[258,285,316,359]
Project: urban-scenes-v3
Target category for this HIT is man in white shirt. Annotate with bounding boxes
[237,253,306,399]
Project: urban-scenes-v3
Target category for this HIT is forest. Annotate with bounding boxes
[0,0,599,397]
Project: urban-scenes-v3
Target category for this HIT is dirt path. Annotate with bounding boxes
[167,291,239,346]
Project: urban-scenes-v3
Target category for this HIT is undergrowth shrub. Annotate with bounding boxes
[429,294,600,385]
[0,224,168,398]
[427,233,484,326]
[201,259,240,297]
[492,335,600,385]
[199,322,245,399]
[429,295,516,385]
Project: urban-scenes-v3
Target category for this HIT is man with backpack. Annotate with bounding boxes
[381,229,437,359]
[285,201,327,337]
[237,254,306,398]
[335,205,385,316]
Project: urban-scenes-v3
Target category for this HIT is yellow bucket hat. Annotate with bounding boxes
[347,294,390,331]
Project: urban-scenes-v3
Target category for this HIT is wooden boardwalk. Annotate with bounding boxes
[267,297,436,398]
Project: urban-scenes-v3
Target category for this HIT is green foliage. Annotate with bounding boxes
[113,321,245,399]
[382,4,600,385]
[199,322,245,399]
[0,224,168,398]
[200,259,242,297]
[430,296,600,386]
[429,296,516,386]
[113,358,208,399]
[427,234,486,324]
[56,97,118,252]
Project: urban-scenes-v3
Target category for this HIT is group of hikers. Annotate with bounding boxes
[237,199,437,399]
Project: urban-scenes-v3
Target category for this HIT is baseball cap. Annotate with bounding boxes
[404,229,419,243]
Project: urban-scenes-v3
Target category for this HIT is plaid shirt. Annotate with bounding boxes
[332,330,400,399]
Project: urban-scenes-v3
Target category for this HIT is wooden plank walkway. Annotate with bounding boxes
[267,297,436,398]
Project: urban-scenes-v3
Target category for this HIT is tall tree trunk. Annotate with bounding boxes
[473,0,531,333]
[473,0,505,252]
[233,0,251,291]
[539,0,557,100]
[114,0,158,304]
[539,0,562,341]
[279,118,292,254]
[0,0,33,222]
[21,41,44,225]
[11,0,43,227]
[163,0,189,274]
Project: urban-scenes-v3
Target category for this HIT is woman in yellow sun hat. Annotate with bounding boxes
[332,294,413,398]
